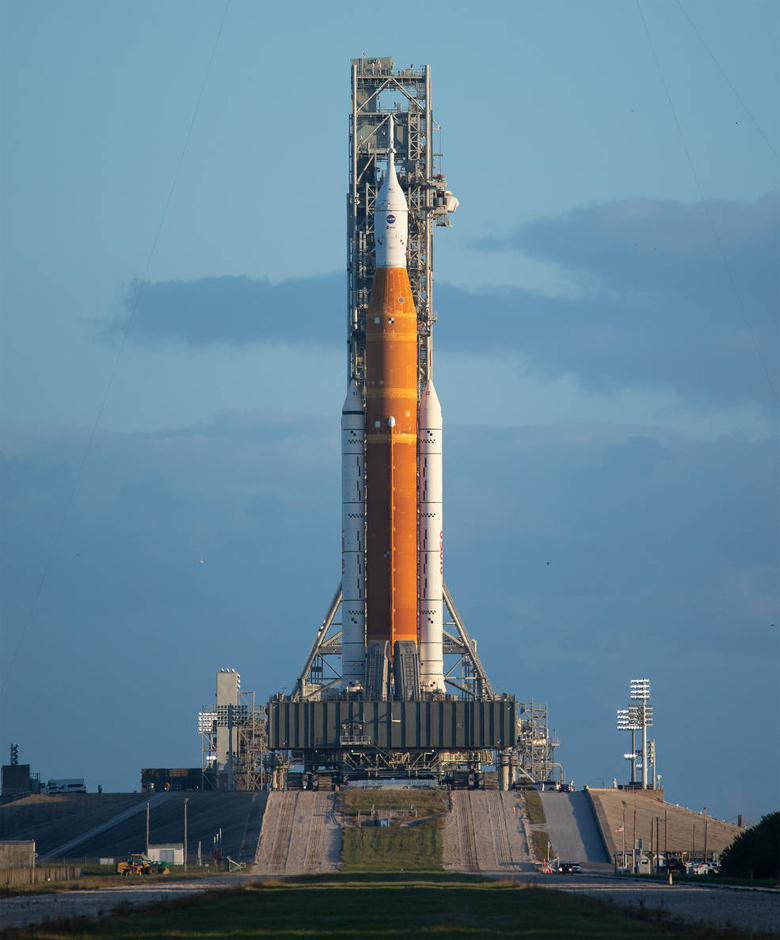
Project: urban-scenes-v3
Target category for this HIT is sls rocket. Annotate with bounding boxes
[341,115,445,696]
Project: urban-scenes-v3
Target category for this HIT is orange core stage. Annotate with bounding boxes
[365,266,418,651]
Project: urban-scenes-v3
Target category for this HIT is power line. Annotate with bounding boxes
[636,0,778,409]
[676,0,779,164]
[0,1,232,699]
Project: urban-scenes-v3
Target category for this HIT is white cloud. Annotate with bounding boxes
[435,350,776,441]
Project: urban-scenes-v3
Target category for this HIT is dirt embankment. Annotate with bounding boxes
[587,789,742,859]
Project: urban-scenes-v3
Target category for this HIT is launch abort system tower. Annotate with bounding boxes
[267,57,516,790]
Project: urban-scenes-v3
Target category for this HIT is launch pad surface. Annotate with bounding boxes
[268,699,516,752]
[268,698,516,785]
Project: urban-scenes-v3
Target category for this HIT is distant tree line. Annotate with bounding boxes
[719,812,779,880]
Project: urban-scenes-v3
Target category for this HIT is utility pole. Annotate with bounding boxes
[621,801,627,870]
[664,807,668,858]
[184,798,189,872]
[650,817,654,872]
[227,704,234,792]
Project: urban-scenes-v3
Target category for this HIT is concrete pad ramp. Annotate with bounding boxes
[443,791,534,874]
[252,791,341,875]
[539,791,610,863]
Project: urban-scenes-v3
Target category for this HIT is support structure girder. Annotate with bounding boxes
[293,581,496,703]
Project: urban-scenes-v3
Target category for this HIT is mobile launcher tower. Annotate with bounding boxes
[267,58,516,791]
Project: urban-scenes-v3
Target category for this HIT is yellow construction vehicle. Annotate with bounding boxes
[116,853,170,876]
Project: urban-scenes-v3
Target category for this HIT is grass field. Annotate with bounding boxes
[339,788,449,819]
[521,791,546,825]
[341,818,443,872]
[0,874,760,940]
[339,787,448,872]
[529,829,554,862]
[521,791,553,863]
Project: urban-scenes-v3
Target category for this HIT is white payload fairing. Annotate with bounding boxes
[340,115,447,696]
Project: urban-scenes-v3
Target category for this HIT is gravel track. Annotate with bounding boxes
[532,873,780,936]
[443,792,478,871]
[443,792,779,934]
[0,877,243,931]
[251,791,341,876]
[443,791,533,874]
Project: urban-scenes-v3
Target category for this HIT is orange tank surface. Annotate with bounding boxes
[365,266,418,650]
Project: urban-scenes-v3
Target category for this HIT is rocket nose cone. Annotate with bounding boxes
[419,380,442,424]
[342,379,364,414]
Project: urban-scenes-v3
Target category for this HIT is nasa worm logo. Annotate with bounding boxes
[386,214,396,224]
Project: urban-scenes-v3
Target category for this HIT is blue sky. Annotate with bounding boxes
[1,0,778,822]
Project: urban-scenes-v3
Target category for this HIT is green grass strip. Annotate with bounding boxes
[1,875,765,940]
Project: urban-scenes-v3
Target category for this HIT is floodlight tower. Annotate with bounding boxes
[630,679,652,789]
[616,707,640,785]
[617,678,653,789]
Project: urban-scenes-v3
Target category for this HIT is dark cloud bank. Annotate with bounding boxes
[4,195,777,815]
[1,417,778,817]
[119,195,779,409]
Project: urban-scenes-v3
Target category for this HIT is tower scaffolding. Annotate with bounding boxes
[198,672,268,791]
[514,701,564,787]
[348,56,455,391]
[295,57,478,704]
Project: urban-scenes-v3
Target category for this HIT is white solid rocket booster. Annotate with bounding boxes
[418,380,445,691]
[341,379,366,685]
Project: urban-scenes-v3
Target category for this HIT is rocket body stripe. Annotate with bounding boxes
[341,380,366,684]
[418,381,445,690]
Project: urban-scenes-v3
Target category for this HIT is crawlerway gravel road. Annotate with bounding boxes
[528,873,780,936]
[1,873,778,935]
[0,877,246,931]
